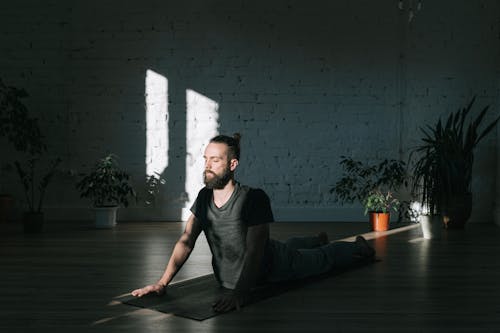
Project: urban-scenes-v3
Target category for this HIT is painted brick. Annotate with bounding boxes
[0,0,498,223]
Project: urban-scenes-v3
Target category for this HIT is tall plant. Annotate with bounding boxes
[411,96,499,217]
[15,157,61,213]
[0,78,45,155]
[1,78,61,216]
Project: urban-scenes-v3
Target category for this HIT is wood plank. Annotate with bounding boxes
[1,220,499,331]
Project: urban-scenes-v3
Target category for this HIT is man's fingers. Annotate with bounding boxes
[212,299,223,311]
[212,296,240,313]
[131,286,155,298]
[131,284,167,298]
[212,298,226,312]
[132,289,145,297]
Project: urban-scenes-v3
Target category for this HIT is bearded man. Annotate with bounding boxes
[132,133,375,313]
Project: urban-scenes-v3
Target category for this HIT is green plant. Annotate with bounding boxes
[410,96,499,217]
[364,190,400,215]
[15,157,61,213]
[330,157,407,206]
[0,78,45,155]
[410,146,439,216]
[76,154,136,207]
[1,79,46,196]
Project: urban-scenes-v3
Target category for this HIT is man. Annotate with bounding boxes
[132,133,375,313]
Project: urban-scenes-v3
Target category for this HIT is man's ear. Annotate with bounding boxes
[230,159,239,171]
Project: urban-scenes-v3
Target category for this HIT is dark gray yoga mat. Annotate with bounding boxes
[118,274,225,320]
[117,259,376,321]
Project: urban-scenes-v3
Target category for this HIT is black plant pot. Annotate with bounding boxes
[0,194,14,223]
[442,192,472,229]
[23,212,44,234]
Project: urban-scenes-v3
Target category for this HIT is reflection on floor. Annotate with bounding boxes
[1,220,499,332]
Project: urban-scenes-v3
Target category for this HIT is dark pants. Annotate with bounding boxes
[266,236,359,282]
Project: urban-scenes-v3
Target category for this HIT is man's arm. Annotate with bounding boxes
[131,214,202,297]
[212,223,269,312]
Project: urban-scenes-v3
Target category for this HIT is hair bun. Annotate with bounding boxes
[233,133,241,143]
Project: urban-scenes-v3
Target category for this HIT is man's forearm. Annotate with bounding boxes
[158,238,193,286]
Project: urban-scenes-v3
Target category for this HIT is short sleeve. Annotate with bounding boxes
[190,187,211,224]
[245,188,275,226]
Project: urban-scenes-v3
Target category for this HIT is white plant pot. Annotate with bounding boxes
[419,215,442,239]
[93,206,118,229]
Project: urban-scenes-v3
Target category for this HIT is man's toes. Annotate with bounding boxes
[356,236,375,258]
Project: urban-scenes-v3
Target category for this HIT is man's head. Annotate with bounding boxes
[203,133,241,189]
[209,133,241,161]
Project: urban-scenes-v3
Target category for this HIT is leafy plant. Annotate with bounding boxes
[15,157,61,213]
[410,96,499,216]
[76,154,136,207]
[1,79,47,196]
[0,78,45,155]
[330,157,407,206]
[364,190,400,215]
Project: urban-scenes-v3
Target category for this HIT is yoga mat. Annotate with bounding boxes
[117,259,376,321]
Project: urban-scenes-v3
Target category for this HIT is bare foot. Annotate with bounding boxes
[355,236,375,259]
[318,231,329,245]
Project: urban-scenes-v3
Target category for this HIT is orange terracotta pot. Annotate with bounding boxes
[369,212,390,231]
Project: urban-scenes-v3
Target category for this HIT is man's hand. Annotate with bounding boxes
[212,290,244,313]
[131,283,166,297]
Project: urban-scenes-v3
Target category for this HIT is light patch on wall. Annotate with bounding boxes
[145,69,169,177]
[184,89,219,220]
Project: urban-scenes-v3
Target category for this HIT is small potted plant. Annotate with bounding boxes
[331,157,408,229]
[15,157,61,233]
[76,154,136,229]
[364,189,400,231]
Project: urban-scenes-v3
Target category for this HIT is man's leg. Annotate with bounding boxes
[267,236,374,282]
[284,232,329,250]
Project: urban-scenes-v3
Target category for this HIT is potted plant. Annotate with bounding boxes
[411,96,499,230]
[14,157,61,233]
[331,157,408,229]
[0,78,45,223]
[364,189,400,231]
[410,130,442,238]
[76,154,136,228]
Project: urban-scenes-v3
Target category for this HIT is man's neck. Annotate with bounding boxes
[212,180,236,208]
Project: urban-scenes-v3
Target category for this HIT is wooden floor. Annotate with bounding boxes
[1,220,500,332]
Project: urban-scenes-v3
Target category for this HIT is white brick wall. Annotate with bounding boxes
[1,0,499,222]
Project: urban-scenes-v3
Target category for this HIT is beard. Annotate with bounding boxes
[203,165,233,189]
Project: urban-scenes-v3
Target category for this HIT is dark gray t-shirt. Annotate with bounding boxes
[190,183,274,289]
